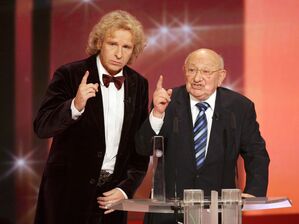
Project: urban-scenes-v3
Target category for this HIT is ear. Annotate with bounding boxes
[217,69,226,86]
[182,64,186,73]
[96,39,102,50]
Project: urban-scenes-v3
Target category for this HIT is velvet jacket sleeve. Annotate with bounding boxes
[34,65,80,138]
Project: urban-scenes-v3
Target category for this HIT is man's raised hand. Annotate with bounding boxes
[74,71,99,111]
[153,75,172,118]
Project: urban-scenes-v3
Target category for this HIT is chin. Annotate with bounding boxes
[108,66,122,75]
[192,92,207,100]
[191,89,203,95]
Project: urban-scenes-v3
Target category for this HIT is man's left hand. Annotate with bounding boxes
[241,193,255,198]
[97,188,126,214]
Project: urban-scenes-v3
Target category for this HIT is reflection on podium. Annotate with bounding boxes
[112,136,292,223]
[111,195,291,224]
[151,136,166,202]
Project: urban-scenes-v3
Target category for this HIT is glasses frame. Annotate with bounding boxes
[186,67,223,78]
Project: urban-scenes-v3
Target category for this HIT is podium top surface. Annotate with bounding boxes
[111,197,292,213]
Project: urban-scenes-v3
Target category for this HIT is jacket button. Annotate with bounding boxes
[89,178,96,184]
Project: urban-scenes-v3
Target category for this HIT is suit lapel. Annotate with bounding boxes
[85,56,106,143]
[173,87,197,169]
[116,67,137,156]
[204,88,231,166]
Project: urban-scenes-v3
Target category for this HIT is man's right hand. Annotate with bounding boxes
[74,71,99,111]
[153,75,172,118]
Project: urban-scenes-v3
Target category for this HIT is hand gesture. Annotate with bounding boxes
[74,71,99,111]
[241,193,255,198]
[153,75,172,118]
[97,188,126,214]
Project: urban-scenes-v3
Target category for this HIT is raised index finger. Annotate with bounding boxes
[156,75,163,90]
[81,71,89,84]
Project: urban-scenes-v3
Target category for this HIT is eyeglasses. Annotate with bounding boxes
[186,67,222,77]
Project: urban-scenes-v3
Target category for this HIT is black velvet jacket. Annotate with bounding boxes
[34,55,149,224]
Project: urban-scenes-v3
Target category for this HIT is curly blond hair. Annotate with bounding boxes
[86,10,146,64]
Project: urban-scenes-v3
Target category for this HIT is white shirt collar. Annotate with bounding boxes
[96,55,124,86]
[189,90,217,111]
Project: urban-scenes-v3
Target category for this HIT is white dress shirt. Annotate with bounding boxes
[96,56,125,173]
[149,90,217,156]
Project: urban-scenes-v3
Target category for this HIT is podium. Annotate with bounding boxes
[111,195,292,224]
[113,137,292,223]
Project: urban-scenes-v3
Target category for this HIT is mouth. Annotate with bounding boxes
[110,60,122,66]
[191,83,204,89]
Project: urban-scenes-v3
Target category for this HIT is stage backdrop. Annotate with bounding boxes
[0,0,299,223]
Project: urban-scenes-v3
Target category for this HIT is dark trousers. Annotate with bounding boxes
[144,213,184,224]
[88,210,127,224]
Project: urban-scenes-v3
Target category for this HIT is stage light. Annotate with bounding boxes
[65,0,103,17]
[159,26,169,34]
[82,0,92,3]
[181,24,192,33]
[148,36,158,47]
[16,158,26,167]
[145,9,205,53]
[0,148,45,181]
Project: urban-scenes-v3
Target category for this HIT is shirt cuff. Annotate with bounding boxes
[71,99,85,120]
[149,110,164,135]
[116,187,128,199]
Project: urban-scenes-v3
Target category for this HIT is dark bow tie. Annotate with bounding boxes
[102,74,125,90]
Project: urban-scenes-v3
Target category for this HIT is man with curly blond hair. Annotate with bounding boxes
[34,10,149,224]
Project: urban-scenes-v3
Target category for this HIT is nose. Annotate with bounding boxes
[194,72,203,82]
[115,47,122,59]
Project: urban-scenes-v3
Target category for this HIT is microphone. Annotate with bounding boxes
[173,104,179,201]
[123,97,131,104]
[213,112,219,120]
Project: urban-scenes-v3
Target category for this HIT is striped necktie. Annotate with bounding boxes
[193,102,209,169]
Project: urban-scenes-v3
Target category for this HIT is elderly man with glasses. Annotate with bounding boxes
[136,48,270,224]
